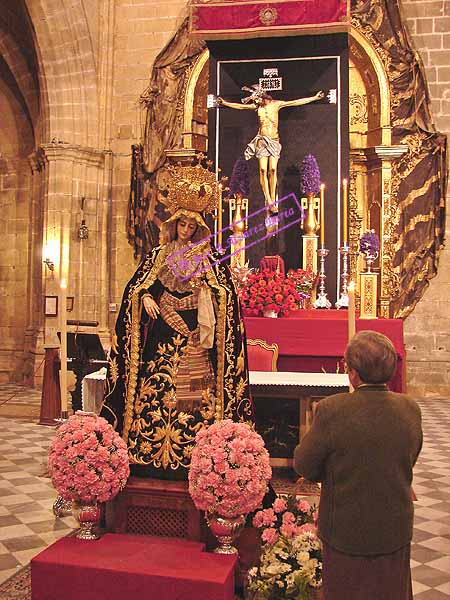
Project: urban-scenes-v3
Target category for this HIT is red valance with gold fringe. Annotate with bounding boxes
[189,0,350,39]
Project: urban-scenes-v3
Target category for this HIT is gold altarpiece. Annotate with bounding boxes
[137,2,446,320]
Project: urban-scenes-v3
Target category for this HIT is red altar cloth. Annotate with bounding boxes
[244,310,405,392]
[189,0,349,39]
[31,534,237,600]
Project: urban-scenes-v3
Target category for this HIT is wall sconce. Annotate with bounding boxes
[43,258,55,271]
[78,197,89,240]
[78,219,89,240]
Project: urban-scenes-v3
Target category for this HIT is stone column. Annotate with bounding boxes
[34,143,110,375]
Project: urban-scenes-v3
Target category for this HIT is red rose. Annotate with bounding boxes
[275,293,283,304]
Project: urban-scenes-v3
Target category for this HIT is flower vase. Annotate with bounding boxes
[263,308,278,318]
[72,501,101,540]
[206,513,246,554]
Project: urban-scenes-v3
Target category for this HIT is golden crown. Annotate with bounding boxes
[162,158,223,215]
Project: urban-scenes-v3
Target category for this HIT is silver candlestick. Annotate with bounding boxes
[314,247,332,309]
[335,244,350,309]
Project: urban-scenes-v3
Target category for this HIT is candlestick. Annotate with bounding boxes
[342,178,348,244]
[348,281,356,341]
[320,184,325,247]
[335,244,350,309]
[313,247,331,309]
[59,278,68,417]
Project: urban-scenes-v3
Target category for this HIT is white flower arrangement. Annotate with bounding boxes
[246,495,322,600]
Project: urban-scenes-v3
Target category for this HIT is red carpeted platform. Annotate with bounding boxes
[31,533,237,600]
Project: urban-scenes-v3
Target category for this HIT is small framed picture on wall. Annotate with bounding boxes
[44,295,58,317]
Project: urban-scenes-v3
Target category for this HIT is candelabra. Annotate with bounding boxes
[335,244,350,309]
[313,247,331,309]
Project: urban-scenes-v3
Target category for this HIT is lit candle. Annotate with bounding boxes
[59,278,68,415]
[348,281,356,341]
[320,184,325,247]
[342,178,348,245]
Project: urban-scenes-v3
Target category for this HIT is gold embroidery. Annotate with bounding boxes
[123,247,168,443]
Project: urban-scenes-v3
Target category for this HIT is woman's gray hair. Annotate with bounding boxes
[345,331,397,384]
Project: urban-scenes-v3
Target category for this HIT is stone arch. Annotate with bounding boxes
[0,27,39,129]
[24,0,99,147]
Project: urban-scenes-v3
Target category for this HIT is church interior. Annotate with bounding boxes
[0,0,450,598]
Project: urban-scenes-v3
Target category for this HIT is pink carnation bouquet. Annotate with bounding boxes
[48,412,130,504]
[247,494,322,599]
[188,419,272,518]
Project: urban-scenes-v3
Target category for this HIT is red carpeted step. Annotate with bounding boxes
[31,533,237,600]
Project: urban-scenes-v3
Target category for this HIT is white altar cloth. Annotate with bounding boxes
[81,369,349,416]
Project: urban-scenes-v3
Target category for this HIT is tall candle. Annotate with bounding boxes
[217,187,223,249]
[348,280,356,341]
[343,178,348,245]
[320,184,325,247]
[59,278,68,414]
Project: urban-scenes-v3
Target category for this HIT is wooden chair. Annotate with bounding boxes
[247,338,279,372]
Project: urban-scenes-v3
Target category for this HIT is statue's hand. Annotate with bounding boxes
[316,91,325,100]
[142,295,160,319]
[216,96,224,106]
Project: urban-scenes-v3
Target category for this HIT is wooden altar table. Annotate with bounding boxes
[250,371,348,437]
[250,371,349,465]
[244,310,405,393]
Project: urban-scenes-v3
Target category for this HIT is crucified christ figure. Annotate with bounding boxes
[217,85,325,214]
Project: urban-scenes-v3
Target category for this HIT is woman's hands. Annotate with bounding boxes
[142,295,160,319]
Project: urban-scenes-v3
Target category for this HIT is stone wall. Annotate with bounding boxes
[400,0,450,396]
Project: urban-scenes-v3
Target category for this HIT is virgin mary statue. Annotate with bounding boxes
[101,160,254,479]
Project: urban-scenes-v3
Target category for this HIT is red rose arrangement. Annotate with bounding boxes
[240,268,316,317]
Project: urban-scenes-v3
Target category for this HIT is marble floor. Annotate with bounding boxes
[0,385,449,598]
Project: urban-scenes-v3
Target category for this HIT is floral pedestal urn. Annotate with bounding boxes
[188,420,272,560]
[72,501,101,540]
[47,411,130,542]
[206,513,246,554]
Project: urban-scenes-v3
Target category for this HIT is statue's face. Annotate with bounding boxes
[176,216,197,242]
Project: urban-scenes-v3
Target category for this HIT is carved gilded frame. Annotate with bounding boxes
[178,24,422,318]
